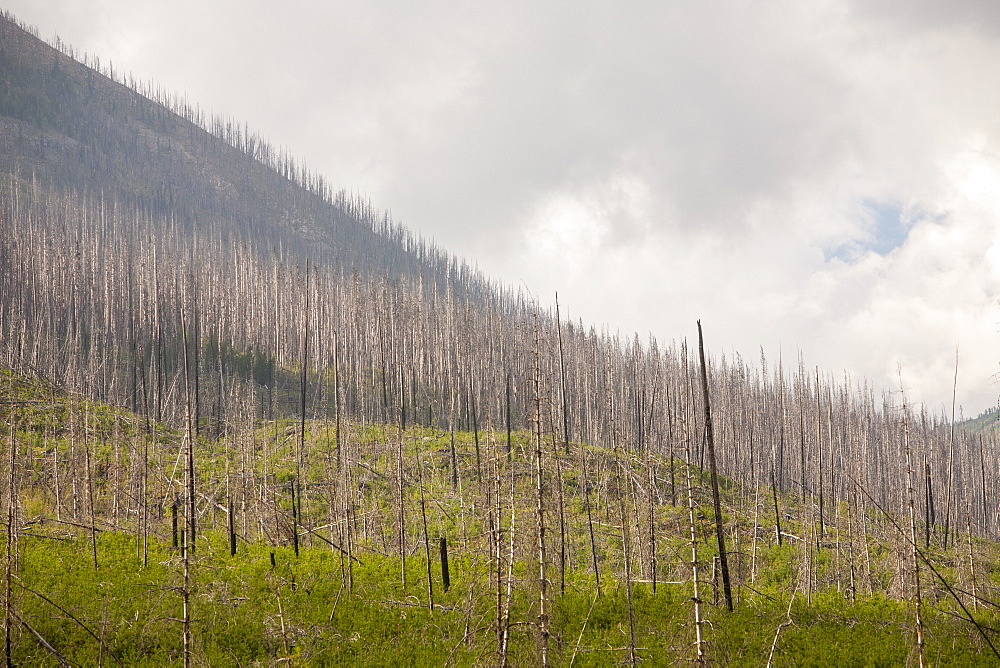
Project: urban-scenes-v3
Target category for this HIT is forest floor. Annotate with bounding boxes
[2,368,999,665]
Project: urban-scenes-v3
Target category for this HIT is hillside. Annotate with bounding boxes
[2,8,1000,665]
[0,11,488,302]
[963,407,1000,436]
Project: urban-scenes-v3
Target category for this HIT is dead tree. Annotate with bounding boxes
[697,321,733,611]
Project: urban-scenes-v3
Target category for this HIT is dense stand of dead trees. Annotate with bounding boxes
[1,171,997,542]
[2,9,996,557]
[1,174,998,662]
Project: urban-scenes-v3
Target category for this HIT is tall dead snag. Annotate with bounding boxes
[180,312,195,668]
[396,423,407,588]
[697,321,733,611]
[554,294,570,595]
[582,445,601,596]
[552,435,567,596]
[469,381,482,484]
[505,371,513,460]
[492,433,505,663]
[83,409,98,571]
[290,482,300,557]
[555,293,570,456]
[532,318,550,666]
[683,425,706,660]
[297,258,310,552]
[977,435,988,536]
[647,450,658,593]
[966,500,978,612]
[181,527,191,668]
[773,354,787,546]
[181,313,196,551]
[617,460,638,667]
[417,438,434,612]
[4,403,17,668]
[680,340,706,664]
[498,432,517,668]
[900,374,925,667]
[943,345,959,549]
[815,368,825,538]
[924,460,933,550]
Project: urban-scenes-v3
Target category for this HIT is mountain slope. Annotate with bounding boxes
[0,11,487,300]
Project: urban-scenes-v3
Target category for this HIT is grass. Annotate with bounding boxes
[5,531,998,665]
[1,367,1000,664]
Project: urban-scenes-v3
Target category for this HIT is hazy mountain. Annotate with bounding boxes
[0,11,490,301]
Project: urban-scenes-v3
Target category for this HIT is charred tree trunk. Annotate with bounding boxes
[697,321,733,611]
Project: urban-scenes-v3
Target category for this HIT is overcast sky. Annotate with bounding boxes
[7,1,1000,415]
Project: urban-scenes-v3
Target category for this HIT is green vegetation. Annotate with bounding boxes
[1,368,999,665]
[6,533,1000,665]
[963,406,1000,436]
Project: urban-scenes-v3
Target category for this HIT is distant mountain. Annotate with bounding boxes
[962,406,1000,435]
[0,9,520,430]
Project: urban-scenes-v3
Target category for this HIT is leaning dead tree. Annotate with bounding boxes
[698,321,733,612]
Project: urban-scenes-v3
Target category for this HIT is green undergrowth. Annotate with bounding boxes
[4,531,998,665]
[3,367,1000,664]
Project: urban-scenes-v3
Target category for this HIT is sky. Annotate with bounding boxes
[6,0,1000,416]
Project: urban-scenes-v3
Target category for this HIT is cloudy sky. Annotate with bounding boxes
[7,1,1000,415]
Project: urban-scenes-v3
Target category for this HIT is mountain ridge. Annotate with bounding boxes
[0,10,498,307]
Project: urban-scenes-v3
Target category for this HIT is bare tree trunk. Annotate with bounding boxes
[618,461,637,667]
[489,430,504,663]
[582,446,600,595]
[684,421,706,665]
[924,459,933,550]
[180,313,195,667]
[966,500,978,612]
[499,440,516,668]
[297,259,310,551]
[697,321,733,611]
[554,440,567,596]
[978,436,988,536]
[900,375,926,667]
[84,413,98,571]
[182,533,191,668]
[648,451,658,592]
[396,424,407,588]
[943,346,959,549]
[815,368,825,538]
[555,294,570,455]
[418,439,434,612]
[532,320,550,666]
[182,313,196,551]
[4,410,17,668]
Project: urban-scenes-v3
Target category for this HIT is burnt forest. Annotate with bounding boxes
[1,10,999,666]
